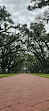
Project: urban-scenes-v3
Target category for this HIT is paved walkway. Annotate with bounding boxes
[0,74,49,111]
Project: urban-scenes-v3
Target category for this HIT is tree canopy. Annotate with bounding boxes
[18,22,49,73]
[28,0,49,23]
[0,6,24,73]
[0,6,49,74]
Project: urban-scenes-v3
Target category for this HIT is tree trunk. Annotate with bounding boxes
[8,68,10,74]
[2,67,5,74]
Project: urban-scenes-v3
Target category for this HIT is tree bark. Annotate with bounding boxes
[8,67,10,74]
[2,67,5,74]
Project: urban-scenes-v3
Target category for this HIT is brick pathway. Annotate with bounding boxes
[0,74,49,111]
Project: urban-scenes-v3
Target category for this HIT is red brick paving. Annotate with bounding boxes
[0,74,49,111]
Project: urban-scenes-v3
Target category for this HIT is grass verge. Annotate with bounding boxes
[0,73,22,78]
[0,73,49,78]
[29,73,49,79]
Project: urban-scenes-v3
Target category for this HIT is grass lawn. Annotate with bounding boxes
[0,73,49,78]
[30,73,49,79]
[0,73,22,78]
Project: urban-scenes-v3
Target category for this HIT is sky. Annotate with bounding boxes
[0,0,49,33]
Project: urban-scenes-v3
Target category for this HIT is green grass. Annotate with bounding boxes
[0,73,49,78]
[29,73,49,79]
[0,73,22,78]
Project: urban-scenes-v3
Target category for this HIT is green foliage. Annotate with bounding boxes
[0,6,24,74]
[30,23,49,73]
[19,22,49,73]
[27,0,49,23]
[24,54,41,73]
[0,6,49,74]
[28,0,49,9]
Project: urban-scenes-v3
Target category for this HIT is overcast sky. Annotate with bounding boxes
[0,0,49,33]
